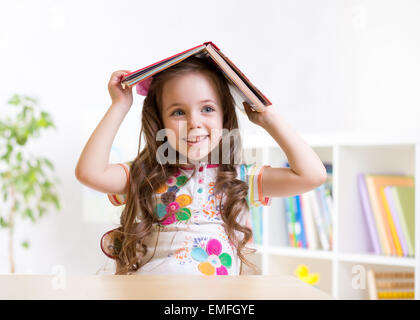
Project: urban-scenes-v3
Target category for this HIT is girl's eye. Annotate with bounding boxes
[203,106,215,112]
[171,110,185,117]
[171,106,215,117]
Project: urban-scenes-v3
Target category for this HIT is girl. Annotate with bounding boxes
[75,56,327,276]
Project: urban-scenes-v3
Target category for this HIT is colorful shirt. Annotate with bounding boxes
[107,162,271,276]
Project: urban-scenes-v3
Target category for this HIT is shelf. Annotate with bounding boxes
[265,246,334,260]
[242,137,420,299]
[338,253,416,267]
[251,247,416,267]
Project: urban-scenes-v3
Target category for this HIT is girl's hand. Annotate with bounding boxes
[108,70,133,107]
[242,102,276,129]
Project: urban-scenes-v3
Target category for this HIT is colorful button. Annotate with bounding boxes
[166,177,177,187]
[176,175,187,186]
[176,194,192,207]
[156,184,168,194]
[168,186,178,193]
[154,203,167,218]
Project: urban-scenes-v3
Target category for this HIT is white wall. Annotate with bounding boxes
[0,0,419,274]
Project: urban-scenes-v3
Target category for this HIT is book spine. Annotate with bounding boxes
[206,43,272,106]
[384,186,407,256]
[290,196,298,247]
[254,206,262,245]
[299,194,308,249]
[392,187,414,256]
[293,196,302,248]
[309,189,330,251]
[295,195,307,248]
[324,185,334,249]
[358,174,382,255]
[318,184,332,249]
[284,197,296,247]
[301,192,316,250]
[380,187,403,256]
[316,187,330,251]
[365,176,389,255]
[371,176,396,256]
[205,45,268,112]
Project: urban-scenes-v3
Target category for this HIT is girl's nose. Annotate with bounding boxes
[187,111,202,129]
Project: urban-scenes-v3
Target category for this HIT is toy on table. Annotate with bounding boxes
[294,264,320,286]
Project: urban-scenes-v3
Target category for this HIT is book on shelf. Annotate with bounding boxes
[246,204,263,246]
[323,183,334,248]
[308,188,330,250]
[284,196,297,247]
[392,186,415,256]
[318,184,333,249]
[283,162,333,251]
[384,186,409,257]
[120,41,272,114]
[250,205,263,245]
[358,173,414,257]
[295,195,307,248]
[301,192,320,250]
[358,173,381,255]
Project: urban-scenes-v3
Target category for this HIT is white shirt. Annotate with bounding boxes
[105,161,271,276]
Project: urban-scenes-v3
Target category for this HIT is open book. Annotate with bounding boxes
[121,41,272,113]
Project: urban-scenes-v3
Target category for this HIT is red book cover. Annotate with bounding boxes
[122,42,206,82]
[121,41,272,112]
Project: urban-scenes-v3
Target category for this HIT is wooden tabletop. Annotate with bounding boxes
[1,274,333,300]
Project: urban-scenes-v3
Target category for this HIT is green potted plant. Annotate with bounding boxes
[0,94,61,273]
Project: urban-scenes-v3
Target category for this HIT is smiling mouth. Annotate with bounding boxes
[183,135,209,146]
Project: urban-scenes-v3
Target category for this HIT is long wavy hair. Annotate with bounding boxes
[114,55,257,275]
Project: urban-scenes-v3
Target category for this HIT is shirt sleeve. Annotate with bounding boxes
[239,163,272,207]
[107,161,132,206]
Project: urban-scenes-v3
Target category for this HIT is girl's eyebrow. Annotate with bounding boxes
[167,99,217,109]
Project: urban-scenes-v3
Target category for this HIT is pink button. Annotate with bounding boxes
[199,178,204,184]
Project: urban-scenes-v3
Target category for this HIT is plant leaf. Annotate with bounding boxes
[21,240,30,249]
[0,217,9,228]
[8,95,21,106]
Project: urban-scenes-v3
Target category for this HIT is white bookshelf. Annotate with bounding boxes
[242,132,420,300]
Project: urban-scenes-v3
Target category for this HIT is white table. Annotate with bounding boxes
[1,274,333,300]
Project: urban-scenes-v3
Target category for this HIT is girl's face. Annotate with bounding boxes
[161,72,224,163]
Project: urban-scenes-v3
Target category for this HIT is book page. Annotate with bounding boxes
[228,82,253,115]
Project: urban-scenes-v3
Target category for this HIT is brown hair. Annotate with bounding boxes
[114,56,257,275]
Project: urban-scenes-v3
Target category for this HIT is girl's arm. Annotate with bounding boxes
[75,70,133,195]
[243,102,327,198]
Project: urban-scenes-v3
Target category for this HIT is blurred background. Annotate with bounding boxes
[0,0,419,276]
